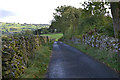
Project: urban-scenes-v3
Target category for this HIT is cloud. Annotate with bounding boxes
[0,0,86,24]
[0,9,16,18]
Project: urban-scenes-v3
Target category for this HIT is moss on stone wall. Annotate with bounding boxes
[2,34,52,78]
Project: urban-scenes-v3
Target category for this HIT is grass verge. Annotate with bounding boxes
[20,43,53,78]
[41,33,63,41]
[64,41,119,73]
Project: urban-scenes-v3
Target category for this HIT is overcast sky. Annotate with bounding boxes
[0,0,88,24]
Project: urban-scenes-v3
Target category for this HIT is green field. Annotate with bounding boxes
[1,22,49,34]
[41,33,63,41]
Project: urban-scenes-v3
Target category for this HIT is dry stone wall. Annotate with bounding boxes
[72,33,119,53]
[2,35,52,78]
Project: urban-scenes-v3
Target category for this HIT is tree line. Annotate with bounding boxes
[50,1,120,39]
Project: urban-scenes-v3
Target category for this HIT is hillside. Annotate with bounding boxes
[1,22,49,35]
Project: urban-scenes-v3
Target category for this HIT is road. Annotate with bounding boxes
[46,41,119,78]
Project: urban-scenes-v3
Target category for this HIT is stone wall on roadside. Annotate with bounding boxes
[72,33,119,53]
[2,35,52,78]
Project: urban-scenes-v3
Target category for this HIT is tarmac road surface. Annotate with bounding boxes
[46,41,119,78]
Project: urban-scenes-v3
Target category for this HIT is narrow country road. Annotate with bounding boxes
[46,41,119,78]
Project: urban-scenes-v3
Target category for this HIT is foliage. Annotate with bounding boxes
[82,2,108,16]
[20,44,52,78]
[50,6,82,39]
[78,1,114,37]
[51,2,114,40]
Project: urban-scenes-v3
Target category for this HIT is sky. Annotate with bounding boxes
[0,0,112,24]
[0,0,88,24]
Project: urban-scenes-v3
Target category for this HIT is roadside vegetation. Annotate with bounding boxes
[20,43,53,78]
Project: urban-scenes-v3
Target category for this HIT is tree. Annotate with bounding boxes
[110,2,120,68]
[110,2,120,38]
[78,1,112,36]
[51,6,82,39]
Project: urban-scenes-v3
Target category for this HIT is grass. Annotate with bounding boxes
[64,41,120,73]
[2,22,49,33]
[20,44,52,78]
[41,33,63,41]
